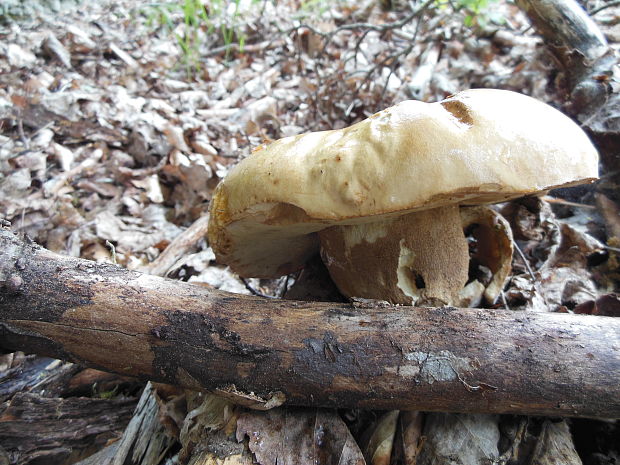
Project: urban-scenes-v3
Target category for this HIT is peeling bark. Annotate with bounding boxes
[0,228,619,418]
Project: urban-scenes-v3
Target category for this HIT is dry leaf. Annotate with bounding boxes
[499,418,582,465]
[417,413,500,465]
[7,43,37,68]
[361,410,399,465]
[574,293,620,317]
[66,24,97,52]
[178,392,236,458]
[52,142,75,171]
[131,174,164,203]
[236,408,366,465]
[192,134,219,157]
[42,32,72,68]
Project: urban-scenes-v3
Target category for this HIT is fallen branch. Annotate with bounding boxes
[516,0,615,119]
[0,227,618,418]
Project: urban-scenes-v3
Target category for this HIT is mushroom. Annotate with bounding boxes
[208,89,598,306]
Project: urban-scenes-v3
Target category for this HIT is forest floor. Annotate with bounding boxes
[0,0,619,464]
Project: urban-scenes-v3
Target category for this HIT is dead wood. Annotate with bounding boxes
[0,392,135,465]
[0,228,619,418]
[516,0,615,120]
[71,382,177,465]
[137,213,210,278]
[0,356,77,403]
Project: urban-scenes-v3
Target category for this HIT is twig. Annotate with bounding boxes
[379,61,398,104]
[292,0,434,54]
[356,43,414,102]
[512,239,537,282]
[139,214,210,277]
[284,0,434,126]
[240,277,277,299]
[17,119,29,148]
[512,239,550,307]
[326,0,434,35]
[202,38,285,58]
[353,28,375,66]
[353,6,423,106]
[542,195,596,209]
[105,240,117,265]
[500,290,511,311]
[589,0,620,15]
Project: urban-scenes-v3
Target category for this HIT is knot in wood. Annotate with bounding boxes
[5,274,23,294]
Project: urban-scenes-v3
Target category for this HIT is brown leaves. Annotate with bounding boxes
[174,394,366,465]
[502,197,605,312]
[236,408,366,465]
[574,293,620,317]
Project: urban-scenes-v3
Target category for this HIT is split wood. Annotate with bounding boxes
[0,228,618,418]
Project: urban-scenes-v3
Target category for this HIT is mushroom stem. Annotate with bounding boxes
[318,205,470,306]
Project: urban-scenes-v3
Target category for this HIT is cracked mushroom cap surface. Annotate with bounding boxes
[208,89,598,278]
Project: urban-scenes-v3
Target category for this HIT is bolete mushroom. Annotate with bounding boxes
[207,89,598,306]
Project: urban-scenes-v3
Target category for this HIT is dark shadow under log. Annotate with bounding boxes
[0,228,619,418]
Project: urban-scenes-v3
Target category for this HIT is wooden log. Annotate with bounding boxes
[0,228,619,418]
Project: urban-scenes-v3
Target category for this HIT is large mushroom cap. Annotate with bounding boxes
[208,89,598,278]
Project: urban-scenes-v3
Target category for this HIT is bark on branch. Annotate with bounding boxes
[516,0,615,120]
[0,227,619,418]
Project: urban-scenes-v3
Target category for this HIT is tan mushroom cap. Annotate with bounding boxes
[208,89,598,278]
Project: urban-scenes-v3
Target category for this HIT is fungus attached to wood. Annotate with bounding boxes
[207,89,598,306]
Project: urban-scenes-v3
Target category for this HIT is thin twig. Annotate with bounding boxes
[501,290,511,311]
[202,37,285,58]
[542,195,596,209]
[139,214,210,277]
[589,0,620,16]
[293,0,434,53]
[358,43,414,98]
[353,28,375,66]
[379,61,398,104]
[326,0,434,34]
[240,277,277,299]
[277,274,292,299]
[512,239,537,282]
[354,5,423,106]
[512,239,551,307]
[17,119,29,148]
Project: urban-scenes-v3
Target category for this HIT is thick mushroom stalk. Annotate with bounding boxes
[319,206,469,306]
[318,205,514,307]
